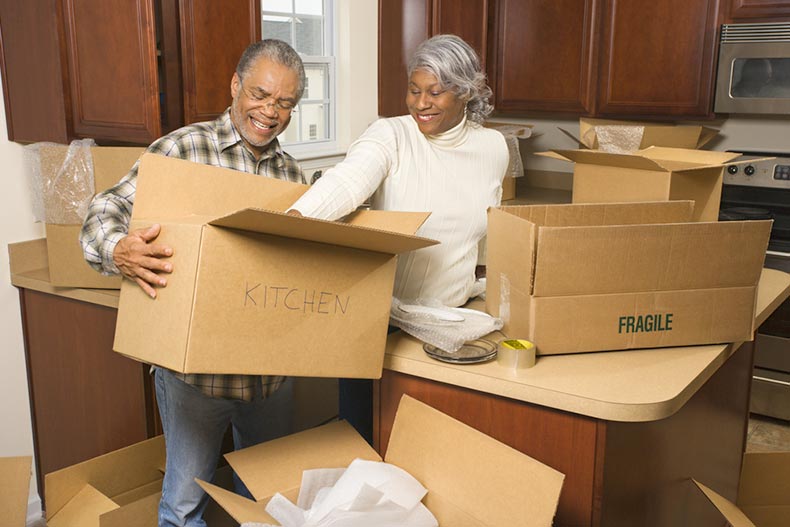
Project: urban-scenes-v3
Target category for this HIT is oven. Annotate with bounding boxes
[721,152,790,420]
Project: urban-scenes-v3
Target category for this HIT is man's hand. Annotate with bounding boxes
[113,224,173,299]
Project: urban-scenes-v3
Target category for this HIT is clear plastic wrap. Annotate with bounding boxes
[487,123,532,179]
[594,125,645,154]
[390,297,503,353]
[24,138,96,224]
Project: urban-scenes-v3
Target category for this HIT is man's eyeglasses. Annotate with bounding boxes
[241,84,297,113]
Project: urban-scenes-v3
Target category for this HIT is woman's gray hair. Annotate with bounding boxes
[407,34,493,124]
[236,39,306,101]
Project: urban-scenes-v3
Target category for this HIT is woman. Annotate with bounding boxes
[289,34,509,440]
[290,34,508,307]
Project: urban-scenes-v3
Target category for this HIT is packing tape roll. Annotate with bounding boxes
[497,339,536,370]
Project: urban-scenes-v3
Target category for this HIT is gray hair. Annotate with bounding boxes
[407,34,493,124]
[236,39,306,102]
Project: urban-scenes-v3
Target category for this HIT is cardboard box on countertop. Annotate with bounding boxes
[486,200,772,355]
[39,145,144,289]
[566,117,719,151]
[198,395,565,526]
[113,154,438,378]
[0,456,32,527]
[538,146,741,222]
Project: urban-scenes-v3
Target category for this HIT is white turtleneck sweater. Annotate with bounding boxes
[290,114,509,307]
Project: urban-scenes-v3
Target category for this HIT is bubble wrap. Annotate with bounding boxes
[488,124,532,179]
[594,125,645,154]
[24,138,96,224]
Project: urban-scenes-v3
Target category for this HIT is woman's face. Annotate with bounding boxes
[406,69,466,136]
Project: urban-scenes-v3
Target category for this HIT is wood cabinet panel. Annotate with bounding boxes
[0,0,69,143]
[431,0,489,69]
[491,0,599,114]
[20,289,151,502]
[62,0,161,143]
[378,0,431,117]
[180,0,259,124]
[596,0,719,118]
[376,370,601,527]
[725,0,790,20]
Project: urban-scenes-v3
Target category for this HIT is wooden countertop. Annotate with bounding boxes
[384,268,790,423]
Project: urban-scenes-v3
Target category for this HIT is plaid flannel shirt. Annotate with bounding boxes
[80,108,304,401]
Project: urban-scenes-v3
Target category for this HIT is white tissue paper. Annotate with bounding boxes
[240,458,438,527]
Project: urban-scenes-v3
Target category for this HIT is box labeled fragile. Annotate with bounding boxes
[199,395,565,526]
[538,146,741,222]
[112,154,437,377]
[486,201,772,355]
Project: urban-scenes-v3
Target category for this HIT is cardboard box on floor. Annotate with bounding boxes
[574,117,719,151]
[113,154,437,378]
[537,146,740,222]
[0,456,32,527]
[198,395,565,526]
[735,451,790,526]
[486,201,772,355]
[38,145,144,289]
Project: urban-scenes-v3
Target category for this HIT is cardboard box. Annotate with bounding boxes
[0,456,32,527]
[502,175,517,201]
[538,146,740,222]
[37,145,144,289]
[486,201,772,355]
[113,154,437,377]
[198,395,565,526]
[572,117,719,151]
[735,452,790,526]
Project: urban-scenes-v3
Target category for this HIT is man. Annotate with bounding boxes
[80,39,306,527]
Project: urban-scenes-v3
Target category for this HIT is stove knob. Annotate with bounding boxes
[744,165,756,176]
[727,165,738,175]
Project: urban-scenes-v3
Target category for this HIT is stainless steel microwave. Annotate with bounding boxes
[715,22,790,114]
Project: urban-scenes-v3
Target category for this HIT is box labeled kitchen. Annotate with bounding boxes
[486,201,772,355]
[538,146,740,222]
[198,395,565,527]
[112,154,437,378]
[28,143,144,289]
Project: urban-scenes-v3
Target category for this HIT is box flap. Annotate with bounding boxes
[224,420,381,503]
[503,201,694,228]
[196,480,274,525]
[99,491,160,527]
[693,480,756,527]
[45,435,165,519]
[90,147,144,192]
[385,395,564,527]
[638,146,741,168]
[578,118,719,149]
[341,208,430,236]
[208,208,438,255]
[0,456,31,527]
[47,484,119,527]
[738,452,790,508]
[536,149,670,171]
[132,154,310,221]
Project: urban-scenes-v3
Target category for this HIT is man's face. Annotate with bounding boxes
[230,57,299,156]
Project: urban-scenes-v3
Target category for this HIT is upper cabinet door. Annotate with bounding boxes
[490,0,599,114]
[725,0,790,21]
[180,0,259,125]
[62,0,161,143]
[596,0,719,118]
[431,0,489,70]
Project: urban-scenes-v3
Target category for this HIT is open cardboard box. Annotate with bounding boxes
[486,200,772,355]
[0,456,32,527]
[113,154,437,377]
[537,146,740,222]
[36,145,144,289]
[198,395,565,526]
[559,117,719,152]
[734,451,790,526]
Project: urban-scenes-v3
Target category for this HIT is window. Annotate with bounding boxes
[262,0,335,149]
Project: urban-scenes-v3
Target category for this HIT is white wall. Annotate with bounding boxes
[0,74,44,519]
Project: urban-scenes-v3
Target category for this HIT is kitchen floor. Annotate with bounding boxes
[746,413,790,452]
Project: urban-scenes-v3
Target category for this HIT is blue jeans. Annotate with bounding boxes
[154,368,293,527]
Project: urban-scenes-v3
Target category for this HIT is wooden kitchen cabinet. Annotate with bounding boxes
[595,0,720,119]
[378,0,490,117]
[724,0,790,21]
[489,0,599,114]
[379,0,723,118]
[0,0,259,145]
[19,288,157,502]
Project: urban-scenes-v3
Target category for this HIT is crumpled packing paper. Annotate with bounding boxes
[240,458,438,527]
